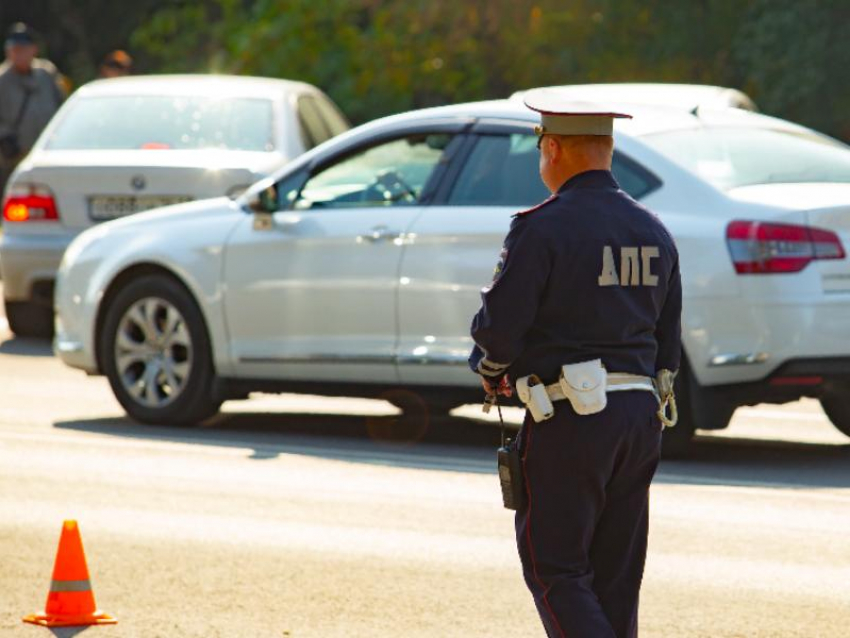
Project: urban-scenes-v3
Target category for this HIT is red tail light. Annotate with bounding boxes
[2,184,60,223]
[726,220,845,274]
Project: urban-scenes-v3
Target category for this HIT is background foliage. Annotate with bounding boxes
[2,0,849,139]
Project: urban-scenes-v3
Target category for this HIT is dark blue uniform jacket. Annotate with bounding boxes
[470,169,681,384]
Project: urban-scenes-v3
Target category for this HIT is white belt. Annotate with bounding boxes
[544,372,658,403]
[516,361,660,423]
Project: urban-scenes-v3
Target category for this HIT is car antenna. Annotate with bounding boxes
[690,104,700,118]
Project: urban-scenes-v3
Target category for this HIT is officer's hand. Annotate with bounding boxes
[496,376,513,398]
[480,377,496,396]
[481,376,513,398]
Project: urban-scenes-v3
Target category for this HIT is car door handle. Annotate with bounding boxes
[358,226,403,243]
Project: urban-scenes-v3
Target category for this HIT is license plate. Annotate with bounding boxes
[88,195,192,221]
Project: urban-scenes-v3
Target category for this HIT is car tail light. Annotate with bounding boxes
[2,184,60,223]
[726,220,845,274]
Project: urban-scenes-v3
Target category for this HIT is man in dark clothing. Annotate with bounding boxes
[0,23,66,194]
[469,89,682,638]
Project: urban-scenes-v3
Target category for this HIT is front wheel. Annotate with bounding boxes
[100,275,221,425]
[820,390,850,438]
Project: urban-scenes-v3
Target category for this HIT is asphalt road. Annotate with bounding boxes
[1,314,849,636]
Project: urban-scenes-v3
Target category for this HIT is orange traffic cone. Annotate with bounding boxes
[22,520,117,627]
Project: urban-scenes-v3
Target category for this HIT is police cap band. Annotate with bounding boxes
[524,88,632,136]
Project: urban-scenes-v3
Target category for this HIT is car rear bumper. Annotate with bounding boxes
[0,232,73,302]
[708,356,850,409]
[688,294,850,387]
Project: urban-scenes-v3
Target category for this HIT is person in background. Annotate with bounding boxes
[98,50,132,79]
[0,22,66,196]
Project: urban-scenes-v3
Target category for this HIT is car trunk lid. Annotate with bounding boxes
[20,149,276,230]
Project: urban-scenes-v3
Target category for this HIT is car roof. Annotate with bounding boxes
[74,74,318,100]
[510,83,758,111]
[353,98,808,140]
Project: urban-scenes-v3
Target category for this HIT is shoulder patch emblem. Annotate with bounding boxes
[513,194,557,217]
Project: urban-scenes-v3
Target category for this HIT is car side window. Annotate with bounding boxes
[294,133,454,210]
[272,168,310,211]
[297,95,332,150]
[312,95,350,137]
[448,133,661,205]
[448,134,549,206]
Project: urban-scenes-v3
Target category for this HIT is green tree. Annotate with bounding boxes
[129,0,850,139]
[732,0,850,138]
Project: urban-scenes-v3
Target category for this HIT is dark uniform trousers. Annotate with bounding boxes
[516,391,662,638]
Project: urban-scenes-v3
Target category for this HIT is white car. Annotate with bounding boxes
[0,74,349,337]
[54,99,850,453]
[511,83,758,112]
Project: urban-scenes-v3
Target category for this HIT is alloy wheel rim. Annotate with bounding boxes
[114,297,192,409]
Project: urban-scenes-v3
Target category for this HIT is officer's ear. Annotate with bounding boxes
[544,135,564,162]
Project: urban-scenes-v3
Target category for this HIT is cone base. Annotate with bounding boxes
[22,610,117,627]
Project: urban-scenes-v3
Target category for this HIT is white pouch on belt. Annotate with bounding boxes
[515,374,555,423]
[559,359,607,415]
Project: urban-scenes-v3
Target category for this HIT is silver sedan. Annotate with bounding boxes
[0,73,348,337]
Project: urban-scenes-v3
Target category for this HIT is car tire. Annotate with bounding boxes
[660,366,698,457]
[661,359,735,457]
[367,389,431,443]
[100,274,221,425]
[380,389,453,416]
[820,391,850,439]
[5,300,54,338]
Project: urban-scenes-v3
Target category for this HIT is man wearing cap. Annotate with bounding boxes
[0,23,66,192]
[469,89,681,637]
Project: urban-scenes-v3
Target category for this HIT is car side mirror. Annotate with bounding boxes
[248,185,278,214]
[247,185,278,231]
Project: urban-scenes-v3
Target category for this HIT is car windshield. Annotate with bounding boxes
[641,126,850,190]
[45,95,274,152]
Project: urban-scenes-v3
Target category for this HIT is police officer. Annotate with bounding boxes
[469,89,681,638]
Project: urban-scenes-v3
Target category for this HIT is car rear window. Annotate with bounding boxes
[642,127,850,190]
[45,95,274,152]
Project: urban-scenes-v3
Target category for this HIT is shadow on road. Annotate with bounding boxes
[0,335,53,357]
[48,627,91,637]
[659,434,850,490]
[53,410,502,474]
[53,409,850,489]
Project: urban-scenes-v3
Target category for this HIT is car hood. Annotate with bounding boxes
[96,196,237,234]
[60,196,243,280]
[726,182,850,210]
